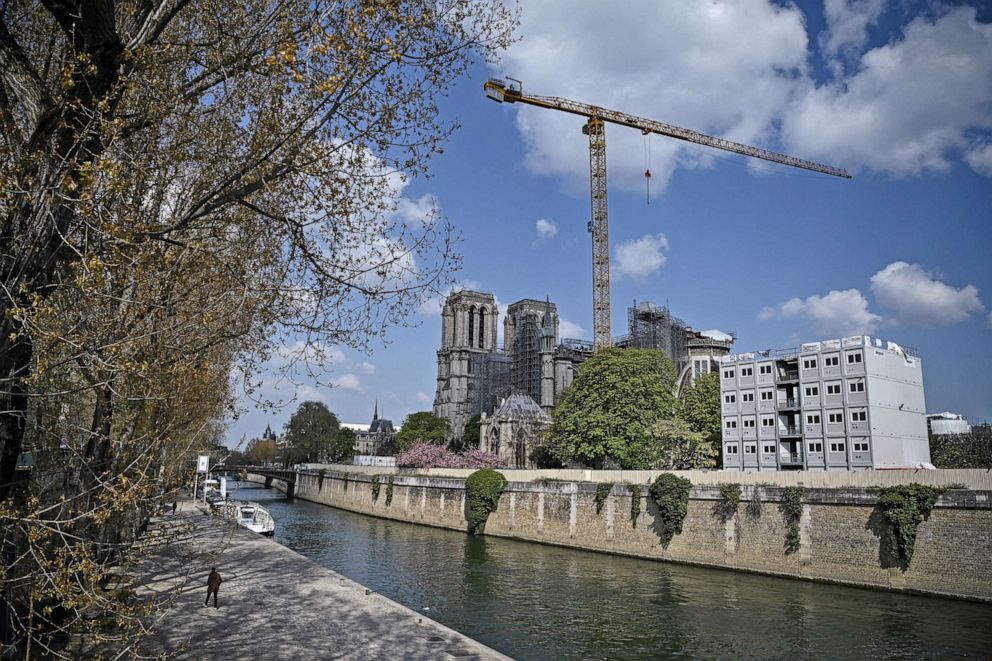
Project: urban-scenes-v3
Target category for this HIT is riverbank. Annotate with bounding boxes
[249,469,992,602]
[134,499,511,660]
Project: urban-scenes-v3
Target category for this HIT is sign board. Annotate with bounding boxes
[197,455,209,473]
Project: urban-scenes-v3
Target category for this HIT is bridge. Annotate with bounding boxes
[214,466,297,498]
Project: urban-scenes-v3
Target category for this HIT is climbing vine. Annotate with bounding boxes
[465,469,507,534]
[385,475,395,506]
[371,474,382,501]
[318,468,326,491]
[716,483,741,522]
[595,482,615,514]
[781,486,804,554]
[630,484,642,528]
[649,474,692,543]
[877,484,945,568]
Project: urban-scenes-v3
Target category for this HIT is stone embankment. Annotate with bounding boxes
[135,499,511,660]
[250,468,992,602]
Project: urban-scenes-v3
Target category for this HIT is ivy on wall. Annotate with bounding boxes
[877,484,945,568]
[318,468,326,491]
[371,474,382,501]
[649,474,692,544]
[781,486,804,554]
[715,483,741,522]
[595,482,615,514]
[385,475,394,506]
[629,484,642,528]
[466,469,507,534]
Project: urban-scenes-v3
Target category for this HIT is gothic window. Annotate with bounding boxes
[479,307,486,348]
[468,306,475,346]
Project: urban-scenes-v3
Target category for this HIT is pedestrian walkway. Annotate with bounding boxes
[135,500,511,660]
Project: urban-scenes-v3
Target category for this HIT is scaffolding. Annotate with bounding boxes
[473,351,511,416]
[616,300,690,375]
[510,311,543,403]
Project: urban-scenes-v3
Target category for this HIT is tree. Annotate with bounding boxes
[547,349,678,469]
[647,419,718,470]
[396,412,450,450]
[283,402,340,464]
[680,372,721,441]
[454,413,483,452]
[246,438,279,465]
[929,431,992,468]
[332,428,357,464]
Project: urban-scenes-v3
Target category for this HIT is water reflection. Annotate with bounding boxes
[232,483,991,661]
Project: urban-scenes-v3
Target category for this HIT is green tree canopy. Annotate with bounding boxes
[397,411,450,450]
[680,371,721,440]
[648,419,718,470]
[245,438,279,465]
[332,428,358,463]
[547,348,678,469]
[284,401,340,464]
[455,413,483,452]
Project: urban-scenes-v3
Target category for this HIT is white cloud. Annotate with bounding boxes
[496,2,810,192]
[965,142,992,178]
[415,391,432,405]
[535,218,558,240]
[353,361,376,374]
[331,373,364,393]
[615,233,669,281]
[395,193,439,226]
[418,279,484,316]
[820,0,887,57]
[783,8,992,176]
[760,288,881,337]
[558,317,585,340]
[870,261,984,325]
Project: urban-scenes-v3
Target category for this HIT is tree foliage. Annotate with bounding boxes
[283,401,340,464]
[456,413,483,453]
[396,411,450,450]
[333,428,358,464]
[877,484,945,568]
[465,468,506,534]
[648,418,718,470]
[929,432,992,469]
[246,437,279,465]
[648,473,692,544]
[547,349,678,469]
[680,372,721,441]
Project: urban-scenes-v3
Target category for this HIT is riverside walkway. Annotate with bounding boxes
[135,500,510,660]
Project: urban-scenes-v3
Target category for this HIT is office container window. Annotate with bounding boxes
[759,365,772,374]
[853,442,869,452]
[741,367,753,376]
[761,417,775,427]
[725,420,737,429]
[824,356,839,366]
[803,358,817,369]
[847,352,863,364]
[743,419,756,428]
[723,369,735,379]
[808,442,822,452]
[826,383,841,395]
[849,381,865,393]
[804,386,819,397]
[850,410,867,422]
[830,441,846,453]
[742,392,755,402]
[806,413,820,424]
[828,412,843,423]
[763,444,776,454]
[744,444,757,454]
[760,390,774,400]
[726,444,739,455]
[724,394,736,404]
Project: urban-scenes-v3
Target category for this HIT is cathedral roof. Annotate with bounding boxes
[491,394,551,422]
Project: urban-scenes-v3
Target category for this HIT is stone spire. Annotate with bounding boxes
[373,398,379,421]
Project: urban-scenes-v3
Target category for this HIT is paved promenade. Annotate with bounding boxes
[135,500,511,660]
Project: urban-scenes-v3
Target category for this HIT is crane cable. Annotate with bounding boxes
[643,132,652,204]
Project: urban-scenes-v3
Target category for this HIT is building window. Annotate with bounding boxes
[763,443,776,454]
[744,444,757,454]
[761,417,775,427]
[853,442,869,452]
[826,383,841,395]
[850,410,867,422]
[803,358,817,369]
[824,355,839,367]
[806,413,820,424]
[743,418,756,428]
[808,442,823,453]
[849,381,865,393]
[742,392,754,402]
[847,352,863,364]
[726,444,739,455]
[725,419,737,430]
[830,441,846,453]
[741,366,753,377]
[723,369,735,379]
[760,390,773,401]
[828,412,843,423]
[759,364,772,375]
[804,386,819,397]
[724,394,736,404]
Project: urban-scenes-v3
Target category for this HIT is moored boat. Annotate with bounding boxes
[223,501,275,536]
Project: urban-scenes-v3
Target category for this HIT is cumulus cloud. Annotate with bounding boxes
[783,8,992,176]
[535,217,558,240]
[558,317,585,340]
[331,373,364,393]
[820,0,887,57]
[870,261,984,325]
[965,142,992,178]
[415,391,432,405]
[760,288,881,337]
[496,1,809,192]
[615,233,669,281]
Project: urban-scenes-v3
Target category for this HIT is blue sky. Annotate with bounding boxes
[226,1,992,445]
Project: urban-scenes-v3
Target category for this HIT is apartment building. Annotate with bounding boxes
[720,335,930,471]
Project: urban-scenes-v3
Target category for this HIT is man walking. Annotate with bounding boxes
[205,568,222,608]
[172,501,178,515]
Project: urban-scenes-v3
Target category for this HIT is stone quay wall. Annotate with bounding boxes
[247,470,992,602]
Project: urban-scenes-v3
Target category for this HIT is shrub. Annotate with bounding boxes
[629,484,642,528]
[460,449,508,469]
[715,483,741,522]
[781,486,804,554]
[385,475,394,506]
[465,469,507,534]
[371,474,381,501]
[648,474,692,543]
[746,486,762,520]
[594,482,614,514]
[877,484,945,568]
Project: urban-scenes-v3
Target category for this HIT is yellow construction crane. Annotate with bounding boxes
[484,77,851,352]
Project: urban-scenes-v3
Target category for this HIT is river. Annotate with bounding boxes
[230,483,991,660]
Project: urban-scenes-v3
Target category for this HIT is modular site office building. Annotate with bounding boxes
[720,335,930,471]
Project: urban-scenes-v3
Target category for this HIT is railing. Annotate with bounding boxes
[777,370,799,381]
[779,425,800,436]
[779,398,799,409]
[780,452,803,464]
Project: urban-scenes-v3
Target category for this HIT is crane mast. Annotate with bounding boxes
[485,78,850,351]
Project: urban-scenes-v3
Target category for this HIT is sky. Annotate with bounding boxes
[225,0,992,446]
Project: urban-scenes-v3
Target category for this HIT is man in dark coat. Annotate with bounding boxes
[172,501,178,515]
[205,568,222,608]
